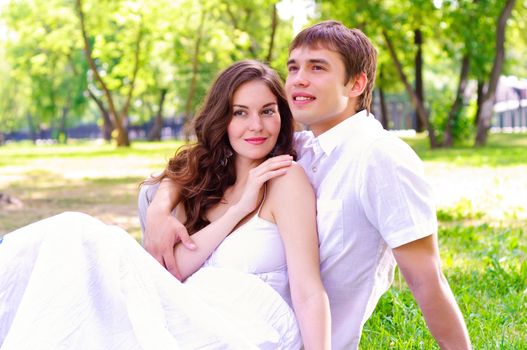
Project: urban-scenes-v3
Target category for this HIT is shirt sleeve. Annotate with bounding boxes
[359,136,438,248]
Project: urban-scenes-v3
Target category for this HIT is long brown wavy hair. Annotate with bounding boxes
[147,60,296,234]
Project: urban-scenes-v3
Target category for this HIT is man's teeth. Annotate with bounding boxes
[295,96,314,101]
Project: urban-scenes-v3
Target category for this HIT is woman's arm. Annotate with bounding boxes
[173,155,293,280]
[268,163,331,350]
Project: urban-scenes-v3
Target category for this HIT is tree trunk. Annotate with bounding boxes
[147,88,168,141]
[377,67,389,129]
[475,0,516,146]
[474,80,486,127]
[87,88,113,141]
[265,4,278,64]
[58,88,73,144]
[68,54,112,141]
[26,113,37,144]
[76,0,131,146]
[378,86,389,129]
[183,10,206,141]
[383,30,438,148]
[118,20,144,144]
[59,105,70,144]
[414,28,424,132]
[443,54,470,147]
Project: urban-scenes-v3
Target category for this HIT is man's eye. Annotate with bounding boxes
[313,65,324,71]
[287,65,298,72]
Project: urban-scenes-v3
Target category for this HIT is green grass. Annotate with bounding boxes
[402,132,527,166]
[361,222,527,349]
[0,140,184,238]
[1,134,526,348]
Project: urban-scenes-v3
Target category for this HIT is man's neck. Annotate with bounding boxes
[311,108,363,137]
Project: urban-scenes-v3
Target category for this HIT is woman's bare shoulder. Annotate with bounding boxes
[267,162,311,196]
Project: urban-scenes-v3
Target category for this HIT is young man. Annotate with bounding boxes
[140,20,471,349]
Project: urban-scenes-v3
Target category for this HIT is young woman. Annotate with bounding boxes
[0,60,330,350]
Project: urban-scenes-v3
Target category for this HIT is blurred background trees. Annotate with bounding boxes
[0,0,525,147]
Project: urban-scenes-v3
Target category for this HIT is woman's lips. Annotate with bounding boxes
[244,137,267,145]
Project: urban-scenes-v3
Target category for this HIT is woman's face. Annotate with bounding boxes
[227,80,281,163]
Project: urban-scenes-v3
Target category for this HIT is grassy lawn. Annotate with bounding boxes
[0,140,184,239]
[1,133,526,348]
[362,133,527,349]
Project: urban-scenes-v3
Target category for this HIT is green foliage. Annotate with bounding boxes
[504,1,527,77]
[0,0,293,142]
[318,0,527,147]
[1,0,88,139]
[436,198,485,222]
[1,0,525,147]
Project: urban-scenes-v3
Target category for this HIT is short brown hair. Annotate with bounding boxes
[290,20,377,113]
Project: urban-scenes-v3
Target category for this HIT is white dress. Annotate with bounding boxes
[0,212,301,350]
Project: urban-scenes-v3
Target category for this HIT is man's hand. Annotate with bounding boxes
[144,214,195,280]
[143,179,196,280]
[393,235,471,349]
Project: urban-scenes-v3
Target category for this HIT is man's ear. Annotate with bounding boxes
[348,73,367,98]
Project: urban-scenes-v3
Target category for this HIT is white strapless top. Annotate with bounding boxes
[203,213,292,306]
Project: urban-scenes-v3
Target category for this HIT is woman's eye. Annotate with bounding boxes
[262,108,276,116]
[233,110,246,117]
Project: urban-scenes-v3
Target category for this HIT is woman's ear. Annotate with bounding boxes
[348,73,367,98]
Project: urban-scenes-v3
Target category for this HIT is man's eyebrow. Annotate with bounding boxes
[309,58,330,65]
[287,58,330,65]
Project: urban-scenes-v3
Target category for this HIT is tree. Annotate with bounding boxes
[1,0,88,143]
[383,28,438,148]
[76,0,146,147]
[474,0,516,146]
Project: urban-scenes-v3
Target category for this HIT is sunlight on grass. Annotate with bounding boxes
[403,132,527,166]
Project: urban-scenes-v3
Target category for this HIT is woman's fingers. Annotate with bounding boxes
[259,167,289,183]
[252,155,293,178]
[238,155,293,211]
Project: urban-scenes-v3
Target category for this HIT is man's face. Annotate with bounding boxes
[285,46,355,136]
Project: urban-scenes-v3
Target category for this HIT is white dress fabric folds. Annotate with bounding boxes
[0,212,301,350]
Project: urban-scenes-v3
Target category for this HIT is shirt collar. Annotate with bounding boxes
[316,109,370,156]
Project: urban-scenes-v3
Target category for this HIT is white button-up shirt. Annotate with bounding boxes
[295,110,437,349]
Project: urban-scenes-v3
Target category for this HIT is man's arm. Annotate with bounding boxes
[144,178,195,280]
[142,155,294,280]
[392,234,471,350]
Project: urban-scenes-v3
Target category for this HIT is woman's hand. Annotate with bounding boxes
[234,155,293,216]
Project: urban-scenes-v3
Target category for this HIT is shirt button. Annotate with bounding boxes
[312,166,317,173]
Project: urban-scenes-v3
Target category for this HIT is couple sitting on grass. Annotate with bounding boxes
[0,21,471,349]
